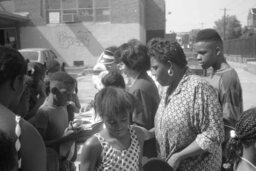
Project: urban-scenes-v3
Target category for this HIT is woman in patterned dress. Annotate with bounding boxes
[147,38,224,171]
[80,87,153,171]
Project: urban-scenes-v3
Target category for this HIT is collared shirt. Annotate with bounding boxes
[155,69,224,171]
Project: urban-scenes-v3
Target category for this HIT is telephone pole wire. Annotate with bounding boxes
[220,8,230,40]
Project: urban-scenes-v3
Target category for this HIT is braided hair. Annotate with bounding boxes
[226,107,256,166]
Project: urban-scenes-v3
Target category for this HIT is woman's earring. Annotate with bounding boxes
[168,68,174,77]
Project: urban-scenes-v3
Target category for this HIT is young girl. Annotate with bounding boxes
[80,87,152,171]
[226,107,256,171]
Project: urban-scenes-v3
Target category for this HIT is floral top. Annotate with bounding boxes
[95,127,140,171]
[155,69,224,171]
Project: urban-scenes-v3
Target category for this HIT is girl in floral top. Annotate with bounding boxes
[80,87,153,171]
[147,38,224,171]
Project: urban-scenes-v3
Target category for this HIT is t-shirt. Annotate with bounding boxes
[204,67,243,127]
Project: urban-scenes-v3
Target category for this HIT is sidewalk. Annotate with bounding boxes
[228,60,256,110]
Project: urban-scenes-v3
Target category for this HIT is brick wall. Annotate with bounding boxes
[145,0,165,30]
[14,0,46,26]
[111,0,139,23]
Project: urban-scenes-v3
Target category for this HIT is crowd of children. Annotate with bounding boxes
[0,28,255,171]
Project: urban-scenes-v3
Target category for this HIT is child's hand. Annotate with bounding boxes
[132,125,155,140]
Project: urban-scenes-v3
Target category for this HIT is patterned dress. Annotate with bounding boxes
[154,69,224,171]
[95,127,140,171]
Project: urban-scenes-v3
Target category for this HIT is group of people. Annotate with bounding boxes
[0,47,81,171]
[0,28,255,171]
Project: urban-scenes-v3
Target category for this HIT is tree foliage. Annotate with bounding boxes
[214,15,242,40]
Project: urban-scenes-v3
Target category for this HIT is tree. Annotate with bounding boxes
[214,15,242,40]
[240,26,256,38]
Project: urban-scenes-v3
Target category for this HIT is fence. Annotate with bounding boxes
[224,36,256,60]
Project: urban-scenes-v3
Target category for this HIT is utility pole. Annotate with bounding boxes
[220,8,229,40]
[200,22,204,29]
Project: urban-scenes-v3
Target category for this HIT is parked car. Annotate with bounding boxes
[18,48,63,67]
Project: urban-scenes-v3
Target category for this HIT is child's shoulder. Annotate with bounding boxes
[84,134,101,147]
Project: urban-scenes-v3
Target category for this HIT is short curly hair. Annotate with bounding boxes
[0,46,27,85]
[147,38,187,68]
[119,40,150,72]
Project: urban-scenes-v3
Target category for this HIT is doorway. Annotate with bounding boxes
[0,28,18,48]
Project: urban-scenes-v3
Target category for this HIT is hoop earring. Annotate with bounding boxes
[168,68,174,77]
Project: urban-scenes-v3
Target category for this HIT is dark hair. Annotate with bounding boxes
[101,70,125,89]
[94,87,135,119]
[195,28,223,43]
[104,46,118,56]
[46,59,60,73]
[0,46,27,85]
[0,131,17,171]
[50,71,76,85]
[119,41,150,72]
[147,38,187,68]
[114,43,129,64]
[27,62,46,79]
[226,107,256,166]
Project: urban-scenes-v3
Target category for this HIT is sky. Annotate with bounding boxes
[165,0,256,33]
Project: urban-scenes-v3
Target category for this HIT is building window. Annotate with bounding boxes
[47,0,110,23]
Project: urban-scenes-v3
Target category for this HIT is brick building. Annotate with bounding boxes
[0,0,165,66]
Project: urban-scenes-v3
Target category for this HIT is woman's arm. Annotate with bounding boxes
[80,136,102,171]
[169,82,224,170]
[167,141,204,170]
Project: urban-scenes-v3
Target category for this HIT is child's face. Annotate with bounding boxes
[103,112,130,138]
[51,81,75,106]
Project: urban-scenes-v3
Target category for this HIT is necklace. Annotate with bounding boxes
[241,157,256,169]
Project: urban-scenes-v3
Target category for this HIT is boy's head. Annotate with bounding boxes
[0,131,17,171]
[50,72,76,106]
[194,28,224,69]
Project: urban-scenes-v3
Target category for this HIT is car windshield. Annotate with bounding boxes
[19,51,39,61]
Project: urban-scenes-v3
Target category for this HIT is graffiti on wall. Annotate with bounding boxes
[57,30,91,49]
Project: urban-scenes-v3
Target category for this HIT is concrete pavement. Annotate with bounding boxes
[228,61,256,110]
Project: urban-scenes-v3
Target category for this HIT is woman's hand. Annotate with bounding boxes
[167,153,182,171]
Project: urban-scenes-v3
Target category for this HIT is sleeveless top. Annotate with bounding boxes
[15,115,22,171]
[95,127,141,171]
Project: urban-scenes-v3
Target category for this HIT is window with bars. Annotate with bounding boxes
[47,0,110,23]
